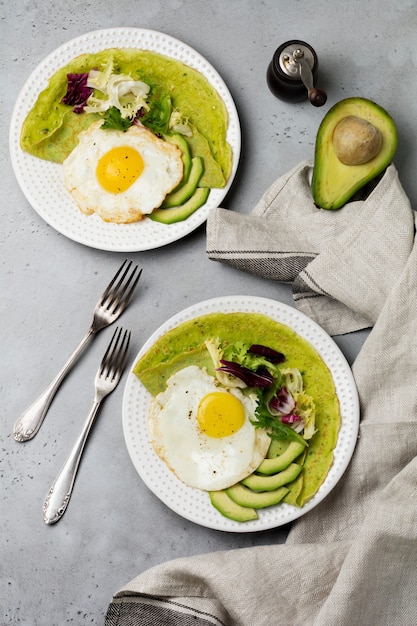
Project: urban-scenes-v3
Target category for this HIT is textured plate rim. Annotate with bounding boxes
[122,296,360,533]
[9,27,241,252]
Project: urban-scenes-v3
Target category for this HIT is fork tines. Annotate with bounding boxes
[100,327,131,382]
[101,259,142,315]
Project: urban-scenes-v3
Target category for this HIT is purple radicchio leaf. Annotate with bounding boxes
[61,73,93,113]
[248,344,286,363]
[281,413,302,424]
[268,386,296,415]
[217,360,273,388]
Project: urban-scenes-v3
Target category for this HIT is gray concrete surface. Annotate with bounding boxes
[2,1,416,624]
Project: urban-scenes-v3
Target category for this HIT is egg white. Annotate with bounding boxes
[62,120,183,223]
[148,365,271,491]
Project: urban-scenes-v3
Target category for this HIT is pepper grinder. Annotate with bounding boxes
[267,40,327,106]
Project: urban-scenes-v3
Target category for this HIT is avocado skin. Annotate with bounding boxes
[312,97,398,210]
[209,490,258,522]
[150,187,210,224]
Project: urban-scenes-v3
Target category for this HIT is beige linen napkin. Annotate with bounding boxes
[106,166,417,626]
[207,161,415,335]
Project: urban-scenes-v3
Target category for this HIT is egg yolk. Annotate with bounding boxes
[197,392,245,438]
[96,146,144,193]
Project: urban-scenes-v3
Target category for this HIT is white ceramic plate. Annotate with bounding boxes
[9,28,240,251]
[122,296,360,532]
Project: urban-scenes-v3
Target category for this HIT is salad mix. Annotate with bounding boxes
[205,338,316,446]
[61,62,192,137]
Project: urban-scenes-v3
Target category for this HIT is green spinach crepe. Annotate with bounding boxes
[20,48,232,189]
[134,312,341,509]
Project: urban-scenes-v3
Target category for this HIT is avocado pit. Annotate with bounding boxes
[332,115,383,166]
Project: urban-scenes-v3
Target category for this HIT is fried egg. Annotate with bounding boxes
[148,365,271,491]
[62,121,183,223]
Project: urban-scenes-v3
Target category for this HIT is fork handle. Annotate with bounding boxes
[43,399,101,524]
[13,328,95,442]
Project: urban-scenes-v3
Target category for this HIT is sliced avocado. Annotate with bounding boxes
[209,490,258,522]
[162,156,204,208]
[163,133,192,187]
[312,97,398,210]
[267,438,289,459]
[241,463,302,492]
[226,483,289,509]
[150,187,210,224]
[256,440,305,475]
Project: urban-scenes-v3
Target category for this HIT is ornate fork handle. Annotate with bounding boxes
[43,399,101,525]
[43,326,130,524]
[13,328,95,442]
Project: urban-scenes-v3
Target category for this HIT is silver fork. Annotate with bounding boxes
[43,327,131,525]
[13,260,141,443]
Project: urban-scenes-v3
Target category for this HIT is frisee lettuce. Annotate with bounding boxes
[84,69,151,119]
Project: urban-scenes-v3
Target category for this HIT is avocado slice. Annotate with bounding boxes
[163,133,192,188]
[162,157,204,208]
[256,440,305,475]
[150,187,210,224]
[312,97,398,210]
[241,462,302,492]
[226,483,289,509]
[209,489,258,522]
[266,438,289,458]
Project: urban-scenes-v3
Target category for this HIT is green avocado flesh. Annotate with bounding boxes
[134,312,341,514]
[312,97,398,210]
[209,490,258,522]
[256,440,305,475]
[241,462,302,491]
[163,133,192,186]
[149,146,208,223]
[150,187,210,224]
[210,440,305,521]
[162,156,204,208]
[225,484,289,509]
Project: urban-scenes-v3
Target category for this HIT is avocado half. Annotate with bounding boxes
[312,97,398,210]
